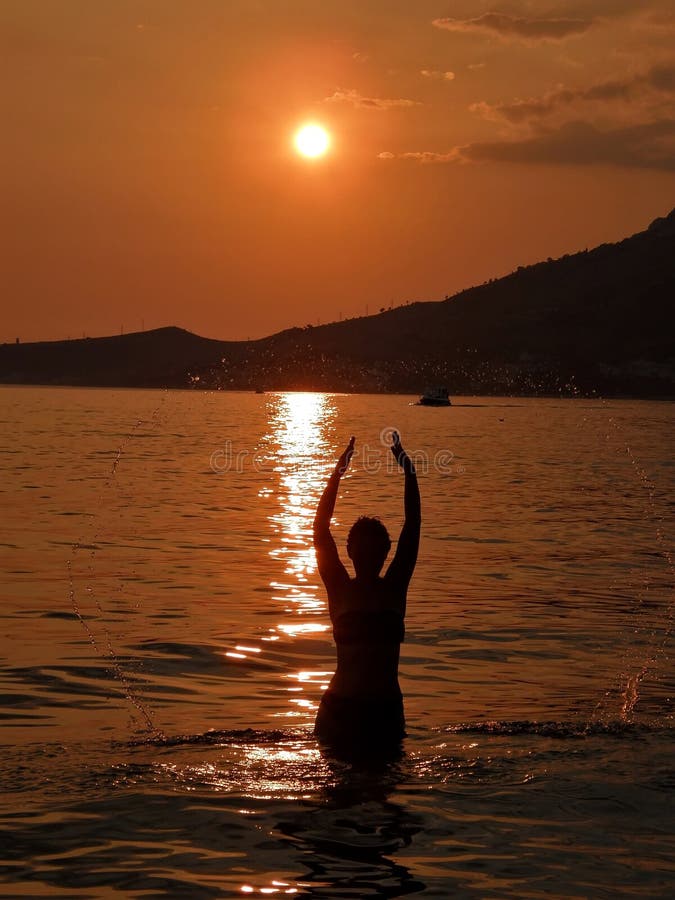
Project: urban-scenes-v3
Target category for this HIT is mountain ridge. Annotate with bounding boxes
[2,208,674,396]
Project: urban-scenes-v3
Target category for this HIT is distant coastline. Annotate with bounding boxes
[2,209,673,399]
[1,384,673,402]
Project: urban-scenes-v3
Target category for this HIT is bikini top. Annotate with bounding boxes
[333,608,405,646]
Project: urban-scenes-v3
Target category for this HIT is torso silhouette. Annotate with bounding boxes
[325,572,406,698]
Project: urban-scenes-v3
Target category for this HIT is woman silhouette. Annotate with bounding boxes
[313,431,421,756]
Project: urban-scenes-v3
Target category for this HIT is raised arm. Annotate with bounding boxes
[313,437,354,594]
[386,431,421,591]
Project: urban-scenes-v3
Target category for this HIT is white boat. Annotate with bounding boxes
[418,386,451,406]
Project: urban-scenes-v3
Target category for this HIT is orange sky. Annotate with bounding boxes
[2,1,675,342]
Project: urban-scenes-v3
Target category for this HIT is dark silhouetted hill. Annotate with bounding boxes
[0,327,234,388]
[2,208,674,396]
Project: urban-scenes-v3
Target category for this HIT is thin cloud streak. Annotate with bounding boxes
[461,119,675,170]
[433,12,595,42]
[323,89,420,110]
[420,69,455,81]
[379,119,675,171]
[471,63,675,123]
[378,150,460,163]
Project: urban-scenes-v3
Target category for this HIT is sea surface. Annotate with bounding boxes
[1,386,673,898]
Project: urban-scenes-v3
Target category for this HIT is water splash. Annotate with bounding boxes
[591,408,674,725]
[67,394,170,739]
[443,719,658,739]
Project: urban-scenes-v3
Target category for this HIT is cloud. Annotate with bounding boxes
[649,62,675,91]
[470,63,675,123]
[379,119,675,171]
[378,150,460,163]
[461,119,675,170]
[323,89,419,110]
[420,69,455,81]
[432,12,595,42]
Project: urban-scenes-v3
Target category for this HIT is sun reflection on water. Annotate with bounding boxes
[240,884,300,895]
[266,394,335,619]
[152,740,328,801]
[267,392,335,597]
[222,394,339,715]
[264,392,338,718]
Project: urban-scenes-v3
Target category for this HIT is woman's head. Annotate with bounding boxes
[347,516,391,577]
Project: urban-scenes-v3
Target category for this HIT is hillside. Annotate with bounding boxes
[0,326,235,388]
[2,208,674,396]
[203,208,675,396]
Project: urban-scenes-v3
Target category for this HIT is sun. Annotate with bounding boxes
[294,123,331,159]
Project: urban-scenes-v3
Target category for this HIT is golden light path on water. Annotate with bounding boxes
[164,395,339,831]
[264,393,337,720]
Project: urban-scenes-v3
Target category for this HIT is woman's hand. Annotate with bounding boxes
[390,430,406,466]
[336,436,356,475]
